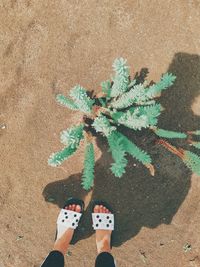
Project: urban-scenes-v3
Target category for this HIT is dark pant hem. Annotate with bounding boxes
[41,250,115,267]
[95,251,116,267]
[41,250,64,267]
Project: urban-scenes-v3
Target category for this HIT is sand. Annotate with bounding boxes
[1,1,200,266]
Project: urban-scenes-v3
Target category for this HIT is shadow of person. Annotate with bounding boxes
[159,52,200,131]
[43,52,200,246]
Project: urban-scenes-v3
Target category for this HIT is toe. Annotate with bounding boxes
[65,205,69,210]
[94,204,112,214]
[99,206,104,213]
[94,205,100,213]
[75,205,81,213]
[68,205,72,210]
[72,204,76,211]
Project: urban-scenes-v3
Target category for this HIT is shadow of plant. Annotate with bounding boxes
[43,52,200,246]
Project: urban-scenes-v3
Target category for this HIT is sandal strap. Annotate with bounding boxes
[57,209,82,229]
[92,213,114,230]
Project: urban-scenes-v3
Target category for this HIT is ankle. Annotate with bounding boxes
[53,229,73,255]
[97,238,111,254]
[53,242,67,256]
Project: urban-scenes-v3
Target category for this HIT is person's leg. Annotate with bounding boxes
[40,204,81,267]
[93,205,116,267]
[95,252,115,267]
[41,250,64,267]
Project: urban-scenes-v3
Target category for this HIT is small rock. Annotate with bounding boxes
[0,123,6,129]
[66,251,72,257]
[189,256,199,262]
[47,197,55,203]
[16,235,23,241]
[139,250,147,263]
[183,243,192,252]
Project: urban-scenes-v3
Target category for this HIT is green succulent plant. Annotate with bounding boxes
[48,57,200,190]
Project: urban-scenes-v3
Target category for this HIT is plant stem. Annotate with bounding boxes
[156,139,184,159]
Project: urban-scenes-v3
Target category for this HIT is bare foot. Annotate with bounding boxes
[93,205,112,254]
[53,204,81,255]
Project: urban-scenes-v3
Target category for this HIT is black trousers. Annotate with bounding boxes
[41,250,116,267]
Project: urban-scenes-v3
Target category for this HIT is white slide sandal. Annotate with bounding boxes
[56,198,84,240]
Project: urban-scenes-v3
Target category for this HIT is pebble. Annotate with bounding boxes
[0,123,6,129]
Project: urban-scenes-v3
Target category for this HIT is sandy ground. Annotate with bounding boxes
[1,0,200,266]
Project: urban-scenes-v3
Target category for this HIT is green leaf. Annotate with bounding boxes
[154,128,187,138]
[107,131,128,177]
[115,132,152,164]
[101,80,111,98]
[111,57,130,97]
[117,109,149,130]
[137,100,156,106]
[92,115,116,137]
[60,124,84,147]
[110,84,145,109]
[56,94,78,110]
[183,151,200,175]
[49,125,83,167]
[111,103,161,130]
[127,79,136,89]
[144,72,176,100]
[48,145,78,167]
[189,130,200,135]
[137,104,162,126]
[111,110,124,121]
[70,85,95,113]
[81,141,95,190]
[190,142,200,149]
[111,72,175,108]
[98,98,106,107]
